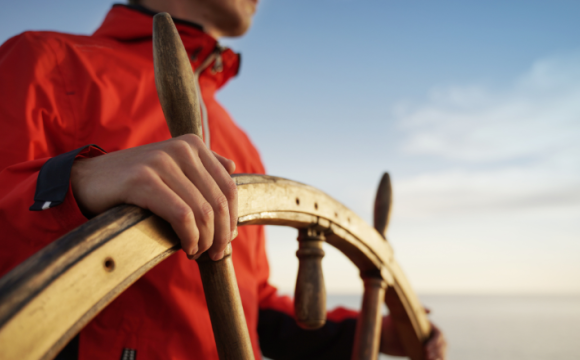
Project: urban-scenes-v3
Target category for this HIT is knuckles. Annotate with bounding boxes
[198,201,214,225]
[163,136,205,167]
[173,208,200,254]
[124,166,157,190]
[167,138,194,158]
[173,134,204,151]
[146,149,173,169]
[173,205,195,226]
[222,178,238,202]
[213,193,229,215]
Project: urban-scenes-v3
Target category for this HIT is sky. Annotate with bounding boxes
[2,0,579,295]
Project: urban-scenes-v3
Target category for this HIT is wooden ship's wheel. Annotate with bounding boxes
[0,14,431,360]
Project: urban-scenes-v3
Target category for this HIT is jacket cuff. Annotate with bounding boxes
[29,145,106,211]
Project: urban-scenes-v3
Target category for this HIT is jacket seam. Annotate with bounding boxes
[43,36,80,150]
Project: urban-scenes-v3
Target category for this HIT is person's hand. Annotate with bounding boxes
[380,313,447,360]
[70,134,237,261]
[424,323,447,360]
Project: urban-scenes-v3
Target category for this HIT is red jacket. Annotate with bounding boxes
[0,5,357,359]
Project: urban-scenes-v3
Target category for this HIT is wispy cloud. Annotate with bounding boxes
[383,53,580,293]
[393,52,580,217]
[398,53,580,163]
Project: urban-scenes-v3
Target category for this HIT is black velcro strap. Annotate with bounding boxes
[29,145,105,211]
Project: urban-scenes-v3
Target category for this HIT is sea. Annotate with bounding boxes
[266,294,580,359]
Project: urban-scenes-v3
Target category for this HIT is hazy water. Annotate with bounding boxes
[266,294,580,359]
[417,294,580,360]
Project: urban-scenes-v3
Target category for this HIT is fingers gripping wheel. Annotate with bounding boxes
[0,175,431,360]
[294,227,326,330]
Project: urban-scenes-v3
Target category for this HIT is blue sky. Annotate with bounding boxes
[2,0,579,294]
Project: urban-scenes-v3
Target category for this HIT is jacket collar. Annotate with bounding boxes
[93,4,240,89]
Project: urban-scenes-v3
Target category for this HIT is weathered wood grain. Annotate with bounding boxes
[0,174,430,360]
[0,206,178,360]
[236,175,431,359]
[0,205,150,330]
[153,12,201,138]
[153,13,254,360]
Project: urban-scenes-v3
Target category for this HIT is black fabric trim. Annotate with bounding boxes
[258,309,357,360]
[29,145,105,211]
[113,3,204,31]
[120,348,137,360]
[54,334,79,360]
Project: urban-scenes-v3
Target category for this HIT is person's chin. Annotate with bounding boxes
[221,15,252,37]
[230,22,252,37]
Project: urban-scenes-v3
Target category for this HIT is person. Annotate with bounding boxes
[0,0,447,359]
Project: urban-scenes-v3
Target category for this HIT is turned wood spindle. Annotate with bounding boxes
[351,172,393,360]
[153,13,254,360]
[351,278,387,360]
[294,227,326,330]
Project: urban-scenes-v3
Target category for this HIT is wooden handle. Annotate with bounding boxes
[153,13,254,360]
[196,244,254,359]
[373,173,392,239]
[351,278,387,360]
[294,228,326,330]
[153,13,202,138]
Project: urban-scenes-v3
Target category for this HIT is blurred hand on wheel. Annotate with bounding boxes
[380,314,447,360]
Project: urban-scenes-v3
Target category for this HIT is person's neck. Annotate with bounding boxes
[139,0,223,39]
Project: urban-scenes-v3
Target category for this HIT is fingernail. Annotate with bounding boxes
[186,247,198,260]
[212,250,225,261]
[231,228,238,240]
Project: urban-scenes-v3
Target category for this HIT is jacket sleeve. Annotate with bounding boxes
[0,33,104,278]
[255,230,359,359]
